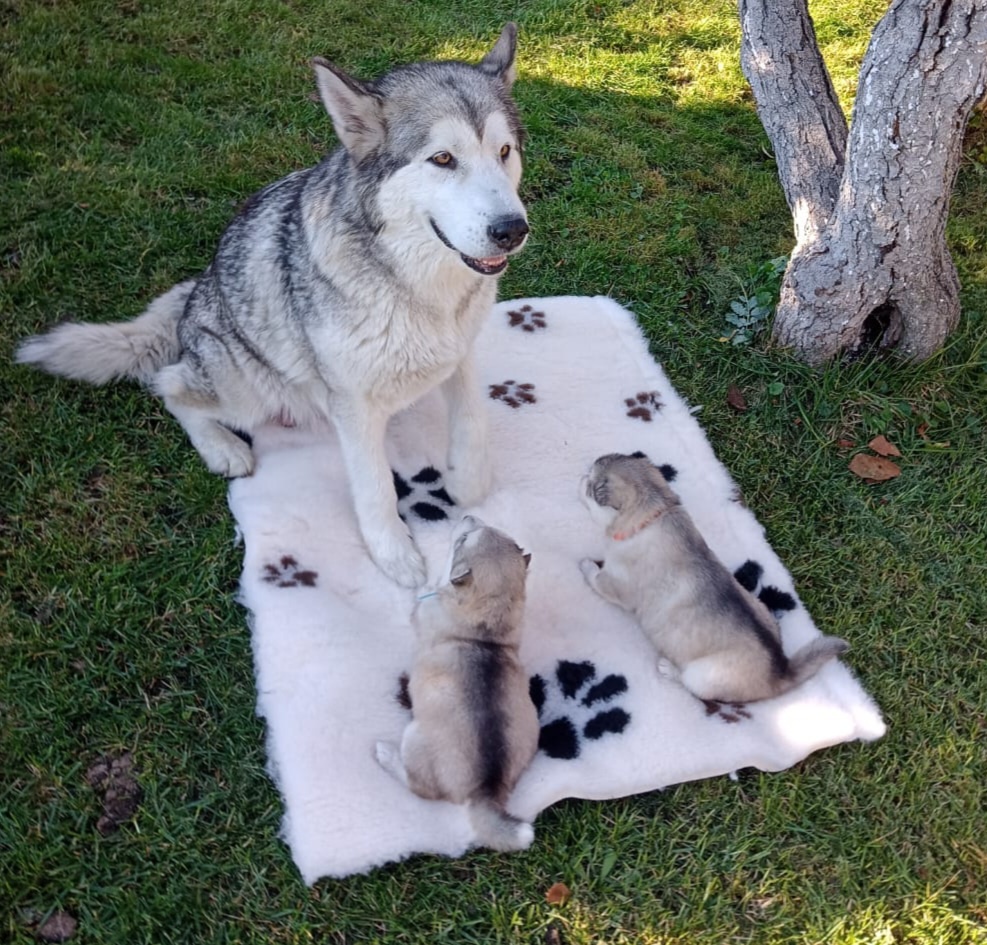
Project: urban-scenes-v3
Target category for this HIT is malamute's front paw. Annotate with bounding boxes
[443,457,492,509]
[366,529,427,588]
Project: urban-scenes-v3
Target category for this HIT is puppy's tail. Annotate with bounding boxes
[15,279,195,385]
[782,635,850,691]
[468,800,534,853]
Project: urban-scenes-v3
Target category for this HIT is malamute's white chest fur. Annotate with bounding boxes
[305,246,498,412]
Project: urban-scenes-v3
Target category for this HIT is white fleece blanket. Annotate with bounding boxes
[228,295,886,883]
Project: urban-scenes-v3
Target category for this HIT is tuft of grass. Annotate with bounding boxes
[3,1,987,943]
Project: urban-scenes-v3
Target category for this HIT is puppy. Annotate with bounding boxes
[578,453,848,703]
[376,516,538,851]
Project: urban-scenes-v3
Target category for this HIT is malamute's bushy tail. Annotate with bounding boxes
[15,279,195,385]
[468,800,534,852]
[782,635,850,692]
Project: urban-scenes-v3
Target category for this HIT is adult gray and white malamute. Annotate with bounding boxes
[16,25,528,587]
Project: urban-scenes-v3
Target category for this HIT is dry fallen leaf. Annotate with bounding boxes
[545,882,571,905]
[836,438,855,450]
[849,453,901,483]
[868,434,902,457]
[726,384,747,412]
[37,911,77,943]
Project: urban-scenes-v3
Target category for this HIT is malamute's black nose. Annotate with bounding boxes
[488,216,529,251]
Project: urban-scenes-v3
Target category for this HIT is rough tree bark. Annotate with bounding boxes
[739,0,987,364]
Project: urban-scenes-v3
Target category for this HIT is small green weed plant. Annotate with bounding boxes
[721,255,788,346]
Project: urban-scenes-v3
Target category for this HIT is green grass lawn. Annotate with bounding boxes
[3,0,986,942]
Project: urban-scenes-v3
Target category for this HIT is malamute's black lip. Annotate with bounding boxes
[429,219,509,276]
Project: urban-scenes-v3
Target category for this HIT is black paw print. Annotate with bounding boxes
[529,660,630,760]
[262,555,319,588]
[507,305,547,332]
[625,391,663,421]
[702,699,753,724]
[732,560,797,619]
[394,467,455,523]
[489,380,537,409]
[395,672,412,711]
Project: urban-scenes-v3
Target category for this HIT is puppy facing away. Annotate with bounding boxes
[376,516,539,852]
[578,453,849,704]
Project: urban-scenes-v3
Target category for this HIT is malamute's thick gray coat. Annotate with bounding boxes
[17,25,528,587]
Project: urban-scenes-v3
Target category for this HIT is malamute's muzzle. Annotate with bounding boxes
[429,215,529,276]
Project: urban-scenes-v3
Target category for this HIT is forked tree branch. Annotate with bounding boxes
[738,0,848,245]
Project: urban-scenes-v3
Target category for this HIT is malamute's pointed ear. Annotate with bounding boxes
[478,22,518,89]
[312,58,384,161]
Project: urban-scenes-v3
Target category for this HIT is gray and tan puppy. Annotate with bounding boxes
[376,516,539,851]
[579,453,848,704]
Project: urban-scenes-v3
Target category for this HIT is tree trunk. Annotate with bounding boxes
[739,0,847,245]
[739,0,987,364]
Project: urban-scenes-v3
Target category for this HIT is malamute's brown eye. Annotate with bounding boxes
[499,143,511,161]
[430,151,456,168]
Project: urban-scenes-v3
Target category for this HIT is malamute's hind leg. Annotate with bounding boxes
[154,362,254,477]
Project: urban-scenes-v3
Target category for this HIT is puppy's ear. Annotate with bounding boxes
[312,58,384,161]
[450,566,473,587]
[522,552,532,570]
[478,22,517,88]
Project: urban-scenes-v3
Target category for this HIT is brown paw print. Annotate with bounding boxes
[262,555,318,588]
[702,700,752,724]
[489,380,537,409]
[507,305,547,332]
[625,391,663,421]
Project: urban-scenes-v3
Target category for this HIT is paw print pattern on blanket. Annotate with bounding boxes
[732,560,798,619]
[506,304,547,332]
[489,380,537,409]
[625,391,663,421]
[703,699,753,724]
[262,555,319,588]
[529,660,631,760]
[393,467,456,523]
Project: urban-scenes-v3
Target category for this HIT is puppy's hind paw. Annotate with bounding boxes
[657,657,680,681]
[197,430,255,478]
[375,741,397,766]
[374,741,406,784]
[579,558,601,582]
